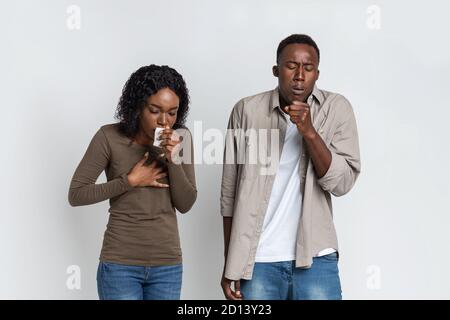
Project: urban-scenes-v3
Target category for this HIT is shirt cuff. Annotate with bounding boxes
[119,172,133,191]
[317,151,347,192]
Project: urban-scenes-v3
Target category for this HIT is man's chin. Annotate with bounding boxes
[288,93,307,104]
[280,89,307,105]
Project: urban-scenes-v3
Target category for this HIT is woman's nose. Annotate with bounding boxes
[157,113,167,126]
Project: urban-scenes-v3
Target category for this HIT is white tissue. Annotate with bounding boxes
[153,127,164,147]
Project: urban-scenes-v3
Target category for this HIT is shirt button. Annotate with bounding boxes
[319,129,324,134]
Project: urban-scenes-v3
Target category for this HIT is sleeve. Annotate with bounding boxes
[166,128,197,214]
[317,96,361,197]
[68,127,132,206]
[220,100,243,217]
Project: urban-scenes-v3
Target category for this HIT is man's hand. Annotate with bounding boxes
[127,153,169,188]
[284,101,317,139]
[221,273,243,300]
[285,101,332,178]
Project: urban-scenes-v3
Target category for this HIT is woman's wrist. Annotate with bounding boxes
[127,174,137,187]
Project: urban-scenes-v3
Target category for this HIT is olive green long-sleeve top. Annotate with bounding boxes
[68,123,197,266]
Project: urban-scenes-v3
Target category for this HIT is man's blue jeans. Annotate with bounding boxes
[96,261,182,300]
[240,252,342,300]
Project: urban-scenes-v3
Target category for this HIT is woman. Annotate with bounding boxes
[68,65,197,300]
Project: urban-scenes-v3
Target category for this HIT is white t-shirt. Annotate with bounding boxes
[255,116,335,262]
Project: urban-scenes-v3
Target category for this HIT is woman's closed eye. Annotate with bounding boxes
[148,107,160,114]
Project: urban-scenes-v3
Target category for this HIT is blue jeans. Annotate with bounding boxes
[240,252,342,300]
[96,261,182,300]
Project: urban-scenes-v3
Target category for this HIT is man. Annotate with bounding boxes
[220,34,361,300]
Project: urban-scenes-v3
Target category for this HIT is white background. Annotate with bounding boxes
[1,0,449,299]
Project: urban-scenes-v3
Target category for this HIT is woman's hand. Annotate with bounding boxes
[158,128,182,163]
[127,153,169,188]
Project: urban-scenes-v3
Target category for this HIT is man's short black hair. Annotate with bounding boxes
[276,34,320,64]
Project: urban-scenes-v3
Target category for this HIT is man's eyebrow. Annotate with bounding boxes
[285,60,314,65]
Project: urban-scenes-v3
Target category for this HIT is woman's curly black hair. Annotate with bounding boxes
[115,64,190,139]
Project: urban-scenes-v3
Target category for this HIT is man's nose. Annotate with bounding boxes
[294,67,305,81]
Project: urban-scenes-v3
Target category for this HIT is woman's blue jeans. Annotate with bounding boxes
[97,261,182,300]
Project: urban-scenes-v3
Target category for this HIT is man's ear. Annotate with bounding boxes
[316,69,320,81]
[272,65,279,78]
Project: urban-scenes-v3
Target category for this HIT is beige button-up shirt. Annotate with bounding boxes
[220,86,361,280]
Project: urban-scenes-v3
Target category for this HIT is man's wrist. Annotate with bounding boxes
[302,128,318,141]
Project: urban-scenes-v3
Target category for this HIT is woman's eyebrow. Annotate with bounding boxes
[149,103,179,110]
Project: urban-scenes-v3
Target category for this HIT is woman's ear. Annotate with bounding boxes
[272,65,279,78]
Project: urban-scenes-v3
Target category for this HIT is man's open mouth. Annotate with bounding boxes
[292,87,305,95]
